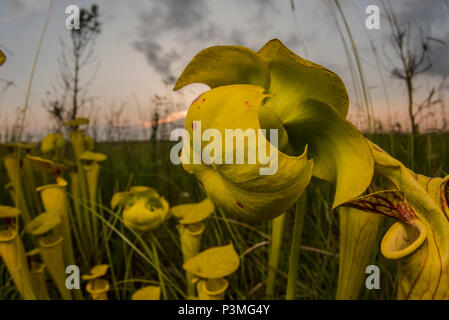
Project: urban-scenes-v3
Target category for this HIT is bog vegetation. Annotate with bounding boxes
[0,1,449,300]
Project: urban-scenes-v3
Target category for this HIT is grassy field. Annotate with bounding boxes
[1,132,448,300]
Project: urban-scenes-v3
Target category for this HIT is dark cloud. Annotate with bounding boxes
[134,41,179,75]
[133,0,284,80]
[396,0,447,26]
[134,0,217,82]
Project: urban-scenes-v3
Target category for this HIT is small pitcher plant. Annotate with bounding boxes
[111,186,170,298]
[1,143,37,224]
[82,264,110,300]
[0,206,36,300]
[26,248,50,300]
[183,244,239,300]
[27,156,76,268]
[172,198,215,296]
[26,211,72,300]
[340,143,449,299]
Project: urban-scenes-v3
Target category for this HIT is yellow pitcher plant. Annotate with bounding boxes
[27,156,77,269]
[174,39,375,300]
[26,248,50,300]
[64,118,94,248]
[183,243,239,300]
[79,151,106,208]
[40,132,66,163]
[0,205,36,300]
[26,210,72,300]
[172,198,215,297]
[336,206,383,299]
[82,264,110,300]
[340,142,449,299]
[111,186,170,232]
[111,186,170,298]
[79,150,107,252]
[64,118,92,156]
[174,39,374,221]
[1,143,36,224]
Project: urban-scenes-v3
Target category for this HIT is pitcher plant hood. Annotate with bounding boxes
[111,186,169,231]
[174,39,373,220]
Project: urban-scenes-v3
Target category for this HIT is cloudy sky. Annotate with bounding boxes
[0,0,448,137]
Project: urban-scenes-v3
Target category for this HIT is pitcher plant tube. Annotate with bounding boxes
[64,118,95,251]
[1,143,37,224]
[172,198,215,297]
[79,150,107,253]
[27,155,80,294]
[26,210,72,300]
[0,206,36,300]
[336,205,383,299]
[26,248,50,300]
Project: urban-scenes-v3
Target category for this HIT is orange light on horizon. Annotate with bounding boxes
[140,110,188,128]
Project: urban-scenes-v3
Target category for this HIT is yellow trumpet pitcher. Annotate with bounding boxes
[336,206,383,299]
[26,248,50,300]
[183,244,239,300]
[79,151,106,208]
[67,167,81,212]
[80,150,107,249]
[341,142,449,300]
[28,156,76,269]
[64,118,94,246]
[82,264,110,300]
[64,117,91,158]
[131,286,161,300]
[2,151,32,224]
[172,198,215,296]
[36,179,75,266]
[111,186,170,299]
[111,186,170,231]
[22,152,44,217]
[26,211,72,300]
[40,132,66,163]
[0,205,36,300]
[174,39,374,221]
